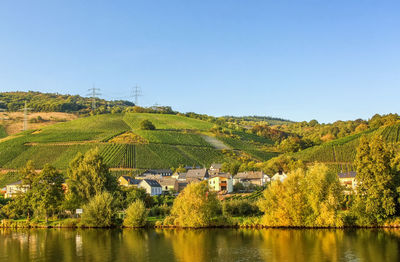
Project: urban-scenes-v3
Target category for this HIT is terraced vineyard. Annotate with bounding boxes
[0,112,277,172]
[0,125,6,138]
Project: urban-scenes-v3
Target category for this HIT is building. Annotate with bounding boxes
[5,180,30,198]
[159,178,179,193]
[271,172,287,182]
[138,179,162,196]
[141,169,173,177]
[209,163,223,175]
[234,171,268,187]
[118,176,140,187]
[338,172,357,190]
[171,172,187,181]
[186,168,209,180]
[208,173,233,193]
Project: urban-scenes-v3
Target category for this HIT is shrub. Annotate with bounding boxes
[123,200,148,228]
[81,192,115,227]
[222,199,261,217]
[140,119,156,130]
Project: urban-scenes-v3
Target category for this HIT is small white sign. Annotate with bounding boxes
[76,209,83,214]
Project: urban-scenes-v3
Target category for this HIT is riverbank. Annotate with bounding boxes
[3,217,400,229]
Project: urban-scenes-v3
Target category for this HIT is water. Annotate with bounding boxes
[1,228,400,262]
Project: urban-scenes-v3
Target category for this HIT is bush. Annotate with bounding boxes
[81,192,115,227]
[222,199,261,217]
[164,181,222,228]
[148,204,171,217]
[123,200,148,228]
[140,119,156,130]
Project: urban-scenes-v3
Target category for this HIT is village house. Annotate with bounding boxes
[271,172,287,182]
[208,173,233,193]
[338,171,357,191]
[186,168,209,180]
[118,176,140,187]
[209,163,223,175]
[5,180,30,198]
[138,179,163,196]
[171,172,187,181]
[234,171,268,187]
[141,169,173,177]
[159,177,179,193]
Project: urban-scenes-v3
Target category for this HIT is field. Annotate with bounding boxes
[0,125,6,138]
[0,112,275,172]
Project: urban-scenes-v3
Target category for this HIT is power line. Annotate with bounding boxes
[19,101,32,131]
[131,85,142,106]
[87,85,101,111]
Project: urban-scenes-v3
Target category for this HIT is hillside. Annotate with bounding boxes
[0,112,278,175]
[292,123,400,172]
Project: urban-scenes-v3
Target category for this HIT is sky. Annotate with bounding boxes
[0,0,399,123]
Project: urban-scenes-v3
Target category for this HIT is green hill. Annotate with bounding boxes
[0,112,277,173]
[293,123,400,166]
[0,125,6,138]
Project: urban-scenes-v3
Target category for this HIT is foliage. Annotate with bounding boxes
[164,182,222,227]
[140,119,156,130]
[123,200,148,227]
[222,199,261,217]
[29,164,64,220]
[65,148,117,209]
[81,192,115,227]
[258,164,344,227]
[352,136,400,225]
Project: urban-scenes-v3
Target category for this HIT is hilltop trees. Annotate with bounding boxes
[352,136,400,225]
[65,148,117,209]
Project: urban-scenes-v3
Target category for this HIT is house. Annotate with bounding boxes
[209,163,223,175]
[208,173,233,193]
[171,172,187,181]
[271,172,287,182]
[5,180,30,198]
[118,176,140,187]
[141,169,173,177]
[159,178,179,193]
[186,168,209,180]
[338,172,357,190]
[138,179,162,196]
[234,171,268,187]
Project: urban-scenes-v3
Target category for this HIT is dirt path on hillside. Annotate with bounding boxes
[201,135,230,150]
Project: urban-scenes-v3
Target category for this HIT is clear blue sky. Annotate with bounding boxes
[0,0,399,123]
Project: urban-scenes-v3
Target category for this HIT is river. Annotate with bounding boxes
[1,228,400,261]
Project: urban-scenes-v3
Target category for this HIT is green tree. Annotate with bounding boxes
[164,182,221,227]
[65,148,117,209]
[353,136,398,225]
[140,119,156,130]
[123,200,148,227]
[29,164,64,222]
[81,192,115,227]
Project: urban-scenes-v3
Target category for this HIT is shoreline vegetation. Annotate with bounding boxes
[2,135,400,230]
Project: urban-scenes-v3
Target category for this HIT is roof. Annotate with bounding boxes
[120,176,141,185]
[177,173,187,179]
[142,179,162,188]
[159,178,177,187]
[186,168,208,179]
[235,171,265,180]
[210,173,232,179]
[142,169,173,175]
[210,163,223,169]
[338,172,356,179]
[7,180,22,186]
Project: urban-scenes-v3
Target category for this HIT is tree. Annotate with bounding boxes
[65,148,117,209]
[164,182,221,227]
[353,136,399,225]
[81,192,115,227]
[29,164,64,222]
[140,119,155,130]
[123,200,148,227]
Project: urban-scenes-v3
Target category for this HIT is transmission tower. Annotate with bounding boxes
[87,85,101,111]
[131,85,142,106]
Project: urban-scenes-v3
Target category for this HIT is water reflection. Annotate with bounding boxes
[1,228,400,262]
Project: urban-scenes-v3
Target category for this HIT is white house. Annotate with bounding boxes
[271,172,287,182]
[138,179,162,196]
[5,180,30,198]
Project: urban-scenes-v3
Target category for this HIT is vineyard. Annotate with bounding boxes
[379,123,400,143]
[0,125,6,138]
[225,189,265,201]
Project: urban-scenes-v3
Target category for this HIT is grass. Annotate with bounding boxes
[0,125,6,138]
[123,113,213,131]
